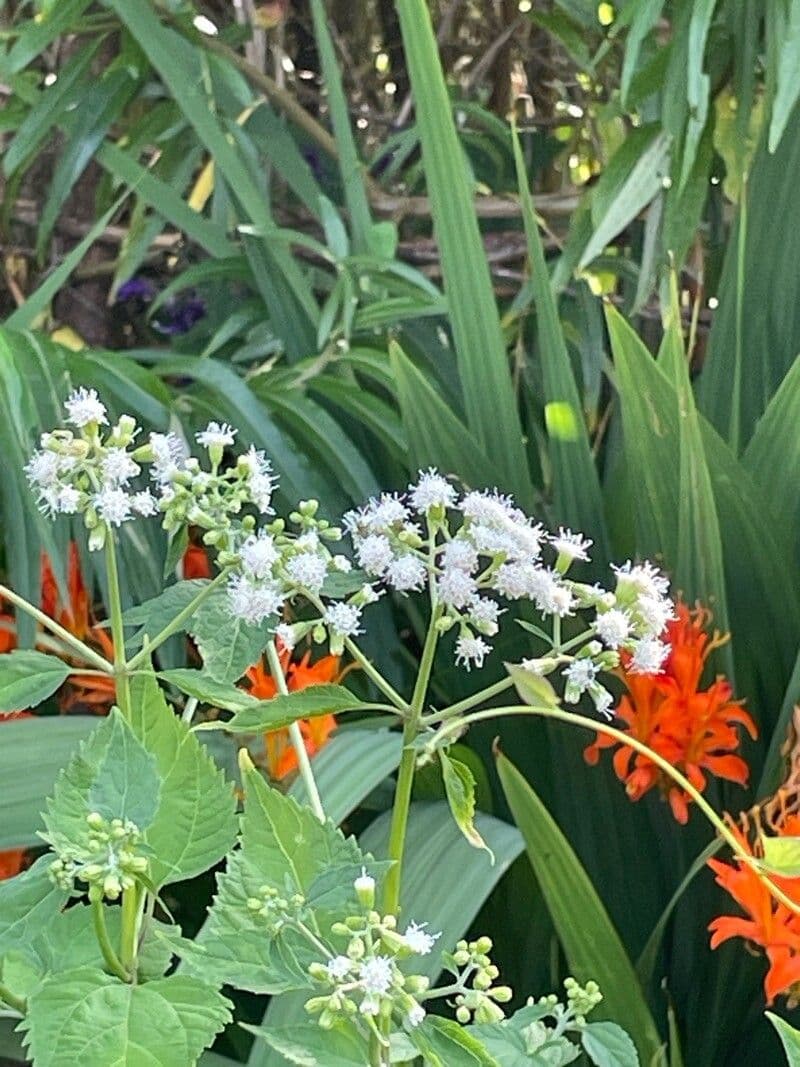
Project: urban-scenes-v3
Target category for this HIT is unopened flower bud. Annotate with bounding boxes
[492,985,513,1003]
[456,1005,471,1024]
[86,812,105,830]
[354,867,375,909]
[474,1000,505,1024]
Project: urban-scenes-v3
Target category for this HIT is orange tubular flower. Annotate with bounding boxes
[183,541,212,580]
[584,602,757,823]
[244,644,341,781]
[709,810,800,1005]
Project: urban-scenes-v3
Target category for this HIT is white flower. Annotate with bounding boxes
[25,450,61,488]
[326,955,353,981]
[386,554,427,592]
[613,560,670,602]
[286,552,328,592]
[240,532,279,579]
[437,567,477,609]
[407,1002,426,1027]
[248,472,275,513]
[468,597,502,636]
[360,994,381,1017]
[493,561,536,600]
[593,687,614,719]
[403,921,440,956]
[408,468,457,513]
[331,555,352,573]
[131,491,158,517]
[636,594,674,637]
[196,421,237,449]
[149,432,187,484]
[454,634,491,670]
[274,623,298,651]
[563,659,598,695]
[527,569,574,617]
[239,445,272,479]
[359,956,393,995]
[101,448,140,486]
[551,527,592,563]
[359,583,382,605]
[629,637,670,675]
[595,608,631,649]
[94,487,132,527]
[356,534,394,576]
[371,494,409,528]
[324,602,363,638]
[56,486,82,514]
[354,866,376,907]
[441,539,478,573]
[461,490,518,525]
[65,387,107,427]
[227,574,284,625]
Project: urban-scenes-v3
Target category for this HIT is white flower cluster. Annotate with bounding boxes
[306,871,438,1034]
[25,390,159,550]
[341,470,674,681]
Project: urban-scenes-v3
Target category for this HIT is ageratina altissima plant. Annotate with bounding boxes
[1,388,792,1066]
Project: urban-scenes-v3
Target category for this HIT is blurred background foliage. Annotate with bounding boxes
[3,1,800,1064]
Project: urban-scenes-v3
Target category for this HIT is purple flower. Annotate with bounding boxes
[154,296,206,336]
[117,277,157,302]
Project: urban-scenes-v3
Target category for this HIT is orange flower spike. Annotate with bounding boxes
[583,600,756,822]
[183,542,212,580]
[0,850,27,881]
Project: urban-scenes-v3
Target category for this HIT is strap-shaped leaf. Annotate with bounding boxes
[0,651,70,712]
[496,750,662,1064]
[189,756,367,993]
[22,969,231,1067]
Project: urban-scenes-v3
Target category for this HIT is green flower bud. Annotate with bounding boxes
[474,1000,505,1024]
[456,1005,471,1024]
[318,1009,337,1030]
[86,812,105,830]
[491,986,513,1003]
[473,972,492,991]
[347,938,365,961]
[475,936,493,955]
[307,964,329,982]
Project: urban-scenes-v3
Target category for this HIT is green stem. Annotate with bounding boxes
[422,675,515,725]
[433,704,800,917]
[265,640,325,822]
[0,984,26,1016]
[119,884,142,975]
[126,569,230,671]
[0,583,113,673]
[104,532,131,718]
[382,606,441,916]
[344,636,408,712]
[92,898,129,982]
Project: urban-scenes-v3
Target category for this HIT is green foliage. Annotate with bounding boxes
[0,651,70,712]
[208,685,364,734]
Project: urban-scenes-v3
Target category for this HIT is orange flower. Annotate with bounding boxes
[584,602,757,823]
[708,812,800,1004]
[40,546,116,713]
[244,644,341,781]
[183,541,212,580]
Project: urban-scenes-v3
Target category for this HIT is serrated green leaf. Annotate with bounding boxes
[768,1013,800,1065]
[216,685,362,734]
[191,591,270,684]
[44,710,161,855]
[160,669,257,712]
[0,857,68,959]
[0,651,70,711]
[496,751,662,1064]
[469,1003,573,1066]
[127,673,238,887]
[23,969,231,1067]
[125,580,210,645]
[412,1017,500,1067]
[190,760,366,993]
[440,750,491,857]
[581,1021,640,1067]
[243,1023,367,1066]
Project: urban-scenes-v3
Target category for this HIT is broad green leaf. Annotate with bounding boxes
[440,750,490,856]
[160,669,257,712]
[496,751,662,1064]
[768,1013,800,1065]
[511,125,609,558]
[469,1003,575,1066]
[125,580,210,645]
[412,1017,499,1067]
[581,1021,640,1067]
[212,685,362,734]
[0,716,97,848]
[23,969,231,1067]
[760,836,800,877]
[388,340,498,490]
[0,857,68,959]
[769,0,800,151]
[0,651,70,711]
[190,756,366,993]
[128,673,238,887]
[243,1023,367,1066]
[191,589,270,684]
[44,709,161,856]
[394,0,534,505]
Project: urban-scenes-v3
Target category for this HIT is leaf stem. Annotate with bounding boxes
[0,983,26,1016]
[343,636,408,712]
[0,583,113,673]
[104,532,131,718]
[119,884,142,976]
[433,703,800,917]
[382,605,441,916]
[421,675,515,725]
[92,898,130,982]
[265,640,325,822]
[126,570,230,671]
